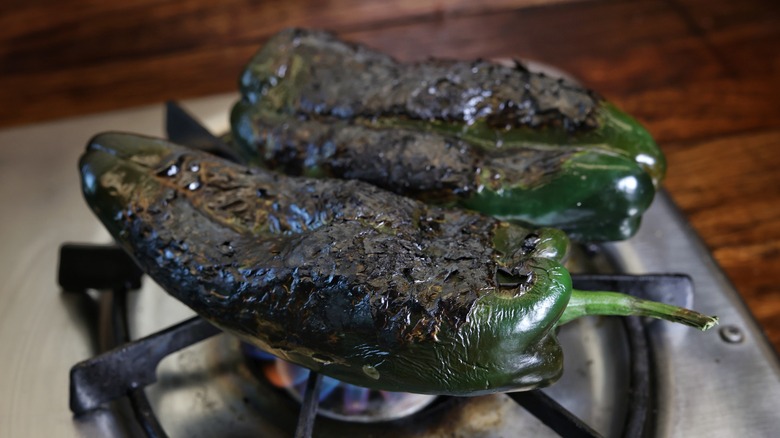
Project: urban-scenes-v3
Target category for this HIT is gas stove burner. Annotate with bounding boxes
[2,95,777,438]
[241,343,439,423]
[62,243,693,438]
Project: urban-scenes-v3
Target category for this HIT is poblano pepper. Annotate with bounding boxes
[80,132,715,396]
[230,29,663,241]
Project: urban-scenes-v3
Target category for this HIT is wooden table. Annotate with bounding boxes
[2,0,778,351]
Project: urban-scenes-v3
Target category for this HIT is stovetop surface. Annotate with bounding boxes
[1,95,778,437]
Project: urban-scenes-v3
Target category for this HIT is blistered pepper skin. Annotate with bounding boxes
[80,132,574,395]
[231,29,662,241]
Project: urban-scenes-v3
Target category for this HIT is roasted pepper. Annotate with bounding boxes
[80,133,715,395]
[230,29,663,242]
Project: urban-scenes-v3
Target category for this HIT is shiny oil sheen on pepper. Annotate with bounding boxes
[230,29,663,242]
[80,133,715,396]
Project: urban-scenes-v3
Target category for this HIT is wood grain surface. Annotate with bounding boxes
[1,0,778,351]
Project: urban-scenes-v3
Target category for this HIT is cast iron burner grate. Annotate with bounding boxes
[58,243,679,438]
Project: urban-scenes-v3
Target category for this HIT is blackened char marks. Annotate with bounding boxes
[242,111,479,199]
[139,146,505,347]
[254,28,602,132]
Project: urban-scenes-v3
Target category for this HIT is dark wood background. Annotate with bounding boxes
[2,0,779,351]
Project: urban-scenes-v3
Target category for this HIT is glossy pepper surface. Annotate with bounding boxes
[230,29,663,242]
[80,133,715,395]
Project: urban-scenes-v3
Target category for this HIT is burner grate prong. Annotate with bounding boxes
[58,244,143,291]
[509,390,603,438]
[69,316,221,414]
[295,372,323,438]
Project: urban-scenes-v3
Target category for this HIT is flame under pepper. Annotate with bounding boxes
[80,133,715,396]
[229,29,664,242]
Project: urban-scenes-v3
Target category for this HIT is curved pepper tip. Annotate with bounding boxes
[598,103,666,188]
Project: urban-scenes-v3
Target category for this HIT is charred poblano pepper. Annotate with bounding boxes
[80,133,715,395]
[230,29,663,241]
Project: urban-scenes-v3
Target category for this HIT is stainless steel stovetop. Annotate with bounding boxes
[1,95,778,437]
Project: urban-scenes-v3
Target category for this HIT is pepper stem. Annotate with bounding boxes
[558,289,718,331]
